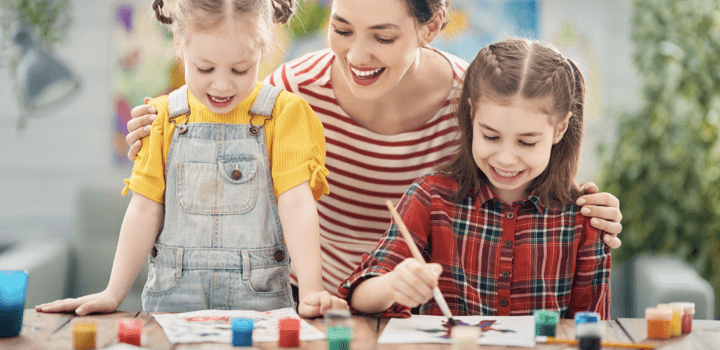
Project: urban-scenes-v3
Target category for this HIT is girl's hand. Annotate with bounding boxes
[126,97,157,161]
[386,259,443,308]
[578,182,623,249]
[298,291,349,318]
[35,290,120,316]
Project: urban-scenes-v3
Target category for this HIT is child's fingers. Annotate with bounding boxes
[38,298,83,313]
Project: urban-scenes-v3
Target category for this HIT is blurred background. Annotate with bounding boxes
[0,0,718,320]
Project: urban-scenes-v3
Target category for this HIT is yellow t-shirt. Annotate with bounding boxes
[123,82,329,202]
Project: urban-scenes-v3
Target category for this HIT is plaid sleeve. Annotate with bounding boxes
[566,216,612,319]
[338,180,433,318]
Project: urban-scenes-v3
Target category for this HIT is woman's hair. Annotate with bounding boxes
[402,0,451,30]
[152,0,296,54]
[441,38,586,207]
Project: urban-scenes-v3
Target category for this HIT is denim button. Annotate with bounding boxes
[231,169,242,180]
[274,250,286,262]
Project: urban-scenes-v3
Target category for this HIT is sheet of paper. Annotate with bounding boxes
[152,308,325,344]
[377,315,536,347]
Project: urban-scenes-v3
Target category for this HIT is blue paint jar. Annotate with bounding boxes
[231,317,253,347]
[0,270,29,337]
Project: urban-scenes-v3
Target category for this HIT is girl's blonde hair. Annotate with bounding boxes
[441,38,586,207]
[152,0,295,54]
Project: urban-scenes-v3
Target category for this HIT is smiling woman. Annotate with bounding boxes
[125,0,625,298]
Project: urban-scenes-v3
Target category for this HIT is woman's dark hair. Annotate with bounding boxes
[441,38,586,207]
[402,0,451,30]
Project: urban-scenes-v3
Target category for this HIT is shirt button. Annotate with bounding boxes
[502,271,510,278]
[499,299,508,307]
[274,250,286,262]
[506,212,515,219]
[231,169,242,180]
[504,240,513,248]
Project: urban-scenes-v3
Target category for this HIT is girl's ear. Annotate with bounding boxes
[552,111,572,144]
[420,14,443,45]
[172,27,183,60]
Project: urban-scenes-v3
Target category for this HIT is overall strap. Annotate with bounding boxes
[168,85,190,133]
[248,84,282,136]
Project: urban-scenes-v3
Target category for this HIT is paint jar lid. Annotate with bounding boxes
[673,302,695,314]
[574,312,600,324]
[325,308,351,320]
[117,319,142,333]
[278,316,300,330]
[534,310,559,324]
[657,303,683,314]
[451,325,480,346]
[327,326,352,340]
[645,307,672,320]
[231,318,254,332]
[74,321,97,334]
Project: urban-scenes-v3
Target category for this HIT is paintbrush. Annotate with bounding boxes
[535,336,655,349]
[385,200,456,326]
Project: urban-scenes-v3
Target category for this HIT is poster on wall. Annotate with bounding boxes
[111,1,182,167]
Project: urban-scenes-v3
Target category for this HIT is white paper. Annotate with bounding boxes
[152,308,325,344]
[377,315,536,347]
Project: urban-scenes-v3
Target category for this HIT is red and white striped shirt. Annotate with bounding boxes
[265,48,469,293]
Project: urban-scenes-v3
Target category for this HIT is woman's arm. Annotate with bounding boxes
[577,182,623,248]
[36,193,163,315]
[277,182,348,317]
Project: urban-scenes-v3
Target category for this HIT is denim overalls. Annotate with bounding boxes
[141,84,295,312]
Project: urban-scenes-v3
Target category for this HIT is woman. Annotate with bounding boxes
[126,0,623,295]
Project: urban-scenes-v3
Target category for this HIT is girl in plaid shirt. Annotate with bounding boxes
[339,38,612,319]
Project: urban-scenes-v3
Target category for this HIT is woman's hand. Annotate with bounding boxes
[578,182,623,249]
[126,97,158,161]
[35,290,120,316]
[385,259,443,308]
[298,290,349,318]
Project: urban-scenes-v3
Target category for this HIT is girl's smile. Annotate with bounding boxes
[207,94,235,108]
[488,166,526,184]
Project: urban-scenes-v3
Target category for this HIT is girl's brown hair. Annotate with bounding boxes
[441,38,586,207]
[401,0,451,30]
[152,0,296,53]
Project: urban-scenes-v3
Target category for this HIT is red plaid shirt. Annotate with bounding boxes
[338,173,611,319]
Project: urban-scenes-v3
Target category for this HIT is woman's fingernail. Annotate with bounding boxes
[591,218,600,226]
[144,125,152,132]
[577,198,586,206]
[149,115,157,121]
[149,106,156,113]
[581,207,591,215]
[604,235,612,242]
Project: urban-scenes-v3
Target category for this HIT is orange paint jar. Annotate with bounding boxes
[645,307,672,340]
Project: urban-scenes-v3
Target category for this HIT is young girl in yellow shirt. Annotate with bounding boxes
[36,0,347,317]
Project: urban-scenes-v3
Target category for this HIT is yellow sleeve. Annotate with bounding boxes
[271,91,329,200]
[121,97,170,203]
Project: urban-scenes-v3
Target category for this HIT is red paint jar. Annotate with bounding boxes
[676,302,695,334]
[117,319,143,346]
[278,316,300,347]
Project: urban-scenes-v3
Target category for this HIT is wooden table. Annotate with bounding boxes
[3,310,719,349]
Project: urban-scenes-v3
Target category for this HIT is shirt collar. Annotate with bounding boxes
[473,180,545,213]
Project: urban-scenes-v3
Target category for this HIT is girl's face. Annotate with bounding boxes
[329,0,427,100]
[178,19,262,114]
[471,98,569,203]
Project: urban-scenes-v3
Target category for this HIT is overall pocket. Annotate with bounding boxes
[176,157,257,214]
[144,262,181,295]
[244,265,289,296]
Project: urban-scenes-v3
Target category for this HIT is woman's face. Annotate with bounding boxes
[329,0,426,100]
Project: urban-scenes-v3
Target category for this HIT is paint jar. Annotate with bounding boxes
[573,311,601,339]
[117,319,142,346]
[451,325,480,350]
[534,310,559,337]
[327,326,352,350]
[645,307,672,340]
[674,302,695,334]
[325,309,352,332]
[574,312,602,350]
[231,318,253,347]
[0,270,29,337]
[73,321,97,350]
[278,317,301,348]
[657,303,682,337]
